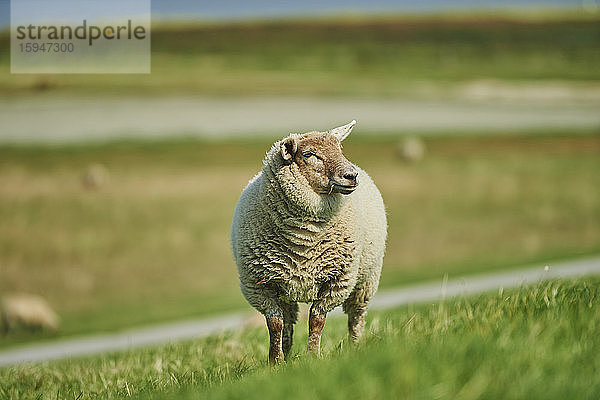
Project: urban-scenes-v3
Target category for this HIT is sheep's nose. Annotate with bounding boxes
[343,171,358,185]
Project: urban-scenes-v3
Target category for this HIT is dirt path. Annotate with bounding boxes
[1,256,599,366]
[1,95,599,144]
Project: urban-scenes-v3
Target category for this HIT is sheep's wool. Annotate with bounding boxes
[231,135,387,318]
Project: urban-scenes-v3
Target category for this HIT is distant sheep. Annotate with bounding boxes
[1,293,60,334]
[397,136,425,162]
[82,163,109,190]
[231,120,387,363]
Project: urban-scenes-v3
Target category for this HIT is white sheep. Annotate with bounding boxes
[1,293,60,333]
[231,120,387,363]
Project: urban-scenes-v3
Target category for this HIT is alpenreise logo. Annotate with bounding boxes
[11,0,150,74]
[15,20,147,46]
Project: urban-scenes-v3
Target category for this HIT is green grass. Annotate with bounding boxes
[0,134,599,347]
[1,278,599,399]
[1,14,599,96]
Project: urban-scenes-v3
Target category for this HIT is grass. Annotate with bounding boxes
[1,14,599,96]
[0,133,599,347]
[1,278,599,399]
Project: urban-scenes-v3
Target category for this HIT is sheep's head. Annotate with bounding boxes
[280,120,358,195]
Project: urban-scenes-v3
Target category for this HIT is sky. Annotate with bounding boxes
[0,0,594,28]
[9,0,149,26]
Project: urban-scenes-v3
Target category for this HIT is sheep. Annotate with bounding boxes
[1,293,60,334]
[231,120,387,364]
[397,136,426,162]
[81,163,109,190]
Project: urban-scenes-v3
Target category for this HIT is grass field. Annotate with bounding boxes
[1,278,598,399]
[0,133,599,347]
[1,14,599,96]
[1,10,598,399]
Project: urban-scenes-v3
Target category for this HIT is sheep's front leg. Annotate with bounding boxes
[346,304,367,343]
[307,307,326,355]
[308,276,354,354]
[343,283,373,343]
[282,302,298,358]
[266,314,284,364]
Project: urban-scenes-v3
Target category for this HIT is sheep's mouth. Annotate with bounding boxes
[330,182,358,195]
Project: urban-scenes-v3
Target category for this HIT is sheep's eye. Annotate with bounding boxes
[303,151,317,158]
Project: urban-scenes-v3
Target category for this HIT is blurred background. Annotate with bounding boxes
[0,0,598,345]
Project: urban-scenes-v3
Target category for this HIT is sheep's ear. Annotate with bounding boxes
[330,120,356,142]
[280,137,298,163]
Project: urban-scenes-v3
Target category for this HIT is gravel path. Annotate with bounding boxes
[1,95,599,144]
[1,256,599,366]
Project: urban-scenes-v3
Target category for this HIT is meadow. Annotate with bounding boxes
[0,13,599,96]
[1,10,599,399]
[1,278,598,399]
[1,133,599,347]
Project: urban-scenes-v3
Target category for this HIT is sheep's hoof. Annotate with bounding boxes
[269,350,284,365]
[307,346,321,357]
